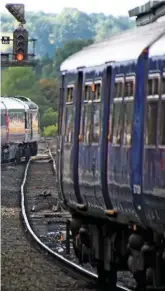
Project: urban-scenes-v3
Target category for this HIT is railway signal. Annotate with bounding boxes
[1,3,38,67]
[13,25,28,61]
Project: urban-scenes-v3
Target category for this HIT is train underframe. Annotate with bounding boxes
[1,141,38,163]
[68,204,165,290]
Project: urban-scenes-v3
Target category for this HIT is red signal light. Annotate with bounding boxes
[16,53,24,61]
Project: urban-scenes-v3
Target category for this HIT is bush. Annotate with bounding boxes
[43,124,58,137]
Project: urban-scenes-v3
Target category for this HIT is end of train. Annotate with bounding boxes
[1,96,40,163]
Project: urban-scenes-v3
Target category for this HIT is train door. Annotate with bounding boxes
[61,82,76,203]
[142,70,165,230]
[78,78,105,208]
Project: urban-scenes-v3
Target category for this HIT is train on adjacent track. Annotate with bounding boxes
[0,96,40,163]
[57,16,165,290]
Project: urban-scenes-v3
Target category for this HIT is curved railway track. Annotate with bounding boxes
[20,139,133,291]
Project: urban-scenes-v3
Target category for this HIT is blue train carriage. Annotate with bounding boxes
[0,96,40,162]
[58,19,165,289]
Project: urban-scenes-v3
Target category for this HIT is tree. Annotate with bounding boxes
[40,107,58,129]
[1,67,39,100]
[43,124,58,137]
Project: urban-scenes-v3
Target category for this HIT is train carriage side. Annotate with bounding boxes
[60,20,165,229]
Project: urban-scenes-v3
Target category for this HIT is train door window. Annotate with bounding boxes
[92,102,101,143]
[66,87,74,102]
[85,85,92,101]
[110,99,123,145]
[83,102,92,144]
[123,99,134,146]
[65,85,74,143]
[124,77,135,97]
[123,76,135,146]
[114,78,124,98]
[94,83,101,100]
[159,99,165,145]
[147,74,160,96]
[92,82,101,143]
[145,100,158,146]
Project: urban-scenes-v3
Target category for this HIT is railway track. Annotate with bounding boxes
[20,138,133,291]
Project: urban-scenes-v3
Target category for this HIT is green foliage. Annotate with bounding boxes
[1,67,39,99]
[40,108,58,128]
[43,124,58,137]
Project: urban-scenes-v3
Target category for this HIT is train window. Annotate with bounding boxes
[147,78,159,96]
[114,81,123,98]
[162,78,165,95]
[1,113,6,126]
[83,103,92,144]
[92,102,101,143]
[65,105,74,143]
[25,112,27,129]
[159,100,165,145]
[123,100,134,146]
[67,87,74,102]
[85,85,92,101]
[145,101,158,145]
[94,83,101,100]
[124,80,135,97]
[110,100,123,145]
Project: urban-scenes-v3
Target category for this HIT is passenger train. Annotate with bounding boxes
[58,16,165,289]
[0,96,40,163]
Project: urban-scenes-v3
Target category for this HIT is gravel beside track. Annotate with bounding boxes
[1,160,91,291]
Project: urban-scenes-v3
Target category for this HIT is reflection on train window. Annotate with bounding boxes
[65,105,74,143]
[114,81,123,98]
[94,83,101,100]
[85,85,92,101]
[93,103,101,143]
[124,80,135,97]
[159,100,165,145]
[67,87,74,102]
[123,101,133,145]
[83,103,92,144]
[147,78,159,96]
[111,101,123,145]
[1,114,6,126]
[162,78,165,95]
[145,101,158,145]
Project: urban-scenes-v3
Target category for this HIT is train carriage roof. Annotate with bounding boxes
[61,20,165,71]
[0,96,38,111]
[0,97,29,111]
